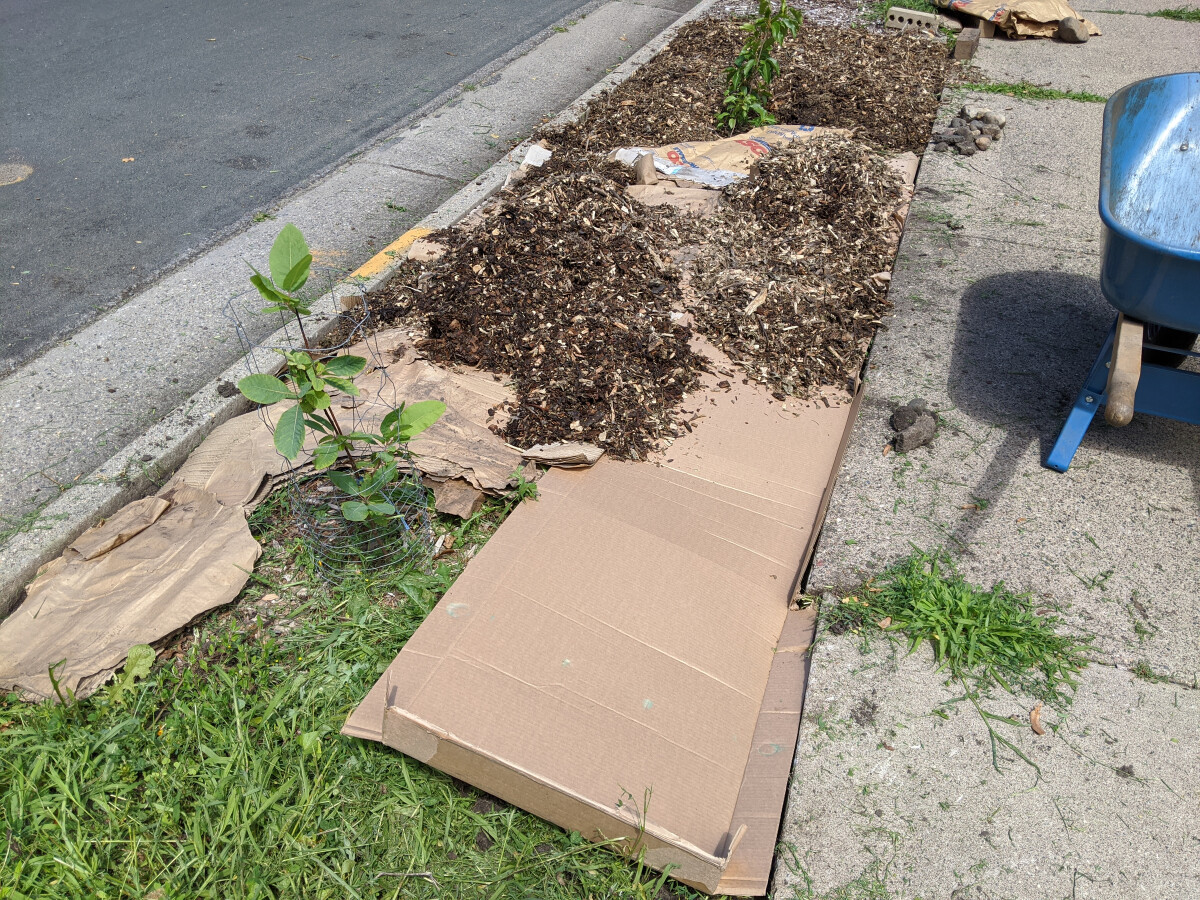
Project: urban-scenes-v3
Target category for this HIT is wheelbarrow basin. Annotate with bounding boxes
[1100,72,1200,333]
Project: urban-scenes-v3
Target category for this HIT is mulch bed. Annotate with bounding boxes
[544,19,953,155]
[686,134,903,399]
[372,161,703,459]
[370,19,949,456]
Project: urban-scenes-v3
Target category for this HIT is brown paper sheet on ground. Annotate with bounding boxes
[0,484,261,701]
[171,411,293,509]
[173,330,522,506]
[939,0,1100,36]
[344,334,862,894]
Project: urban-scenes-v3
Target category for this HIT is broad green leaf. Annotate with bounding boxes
[238,374,293,405]
[280,253,312,294]
[322,354,367,378]
[269,224,310,289]
[109,643,156,703]
[124,643,156,680]
[368,501,396,516]
[327,470,360,494]
[273,405,305,459]
[341,500,369,522]
[311,443,340,471]
[322,376,359,396]
[395,400,446,441]
[249,268,288,307]
[360,463,397,496]
[304,414,333,435]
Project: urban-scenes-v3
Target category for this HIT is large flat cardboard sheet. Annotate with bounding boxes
[345,358,862,894]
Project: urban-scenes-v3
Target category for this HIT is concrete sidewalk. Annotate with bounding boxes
[774,13,1200,900]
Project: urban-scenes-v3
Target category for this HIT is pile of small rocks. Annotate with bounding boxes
[930,103,1006,156]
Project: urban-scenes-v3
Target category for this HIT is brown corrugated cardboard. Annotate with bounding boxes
[344,338,862,893]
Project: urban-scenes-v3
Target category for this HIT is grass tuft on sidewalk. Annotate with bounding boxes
[962,80,1107,104]
[1148,6,1200,20]
[824,550,1091,708]
[0,498,704,900]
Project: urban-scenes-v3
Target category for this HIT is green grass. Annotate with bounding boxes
[823,551,1091,707]
[1148,6,1200,19]
[823,551,1093,775]
[1130,659,1165,682]
[962,80,1108,103]
[0,497,705,900]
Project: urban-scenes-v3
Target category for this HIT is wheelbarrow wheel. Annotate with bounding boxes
[1142,324,1197,367]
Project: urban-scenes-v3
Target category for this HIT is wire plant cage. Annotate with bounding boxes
[288,464,433,578]
[226,280,438,579]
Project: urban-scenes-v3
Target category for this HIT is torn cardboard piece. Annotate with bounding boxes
[171,410,293,510]
[937,0,1100,36]
[626,181,723,216]
[520,442,605,468]
[0,484,261,701]
[612,124,847,188]
[345,339,862,894]
[427,476,486,518]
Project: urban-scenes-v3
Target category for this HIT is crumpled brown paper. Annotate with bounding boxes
[938,0,1100,37]
[0,484,261,701]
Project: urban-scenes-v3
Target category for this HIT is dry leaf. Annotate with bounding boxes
[883,443,893,457]
[122,157,135,163]
[1030,701,1046,735]
[877,616,892,629]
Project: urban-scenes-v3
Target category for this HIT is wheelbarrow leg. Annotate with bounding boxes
[1104,313,1143,427]
[1045,321,1116,472]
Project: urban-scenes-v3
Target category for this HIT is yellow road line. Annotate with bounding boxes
[349,226,433,280]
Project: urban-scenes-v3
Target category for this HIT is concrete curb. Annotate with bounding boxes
[0,0,724,616]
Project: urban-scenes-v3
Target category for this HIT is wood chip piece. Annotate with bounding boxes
[1030,701,1046,735]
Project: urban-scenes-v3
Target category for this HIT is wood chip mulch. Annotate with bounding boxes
[686,134,904,399]
[544,19,953,155]
[369,19,947,456]
[371,160,703,459]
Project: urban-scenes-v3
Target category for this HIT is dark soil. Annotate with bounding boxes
[371,160,704,459]
[543,19,953,155]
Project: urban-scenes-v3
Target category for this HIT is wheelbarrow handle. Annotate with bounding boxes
[1104,313,1143,428]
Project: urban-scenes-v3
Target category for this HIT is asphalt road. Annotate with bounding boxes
[0,0,591,372]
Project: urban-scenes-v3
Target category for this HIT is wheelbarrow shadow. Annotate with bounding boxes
[944,270,1200,549]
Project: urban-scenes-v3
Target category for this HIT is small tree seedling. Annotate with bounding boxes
[717,0,804,134]
[238,224,446,526]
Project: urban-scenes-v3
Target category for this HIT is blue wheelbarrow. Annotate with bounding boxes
[1046,72,1200,472]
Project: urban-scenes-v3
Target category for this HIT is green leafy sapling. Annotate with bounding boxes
[238,351,367,461]
[323,401,446,522]
[717,0,804,134]
[250,222,316,347]
[237,224,446,526]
